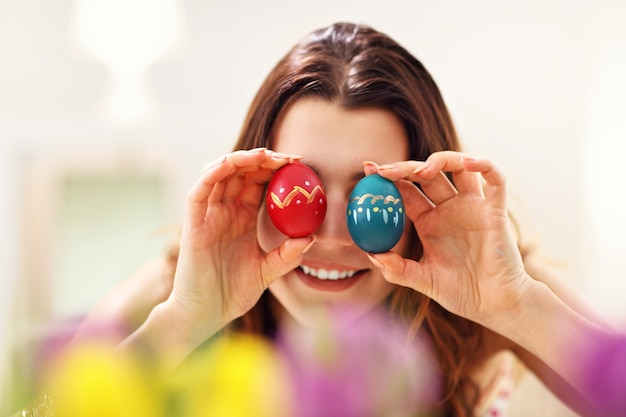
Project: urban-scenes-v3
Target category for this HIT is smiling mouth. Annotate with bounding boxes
[299,265,364,280]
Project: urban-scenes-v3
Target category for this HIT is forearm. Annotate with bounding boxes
[73,259,173,344]
[487,276,613,405]
[118,299,224,373]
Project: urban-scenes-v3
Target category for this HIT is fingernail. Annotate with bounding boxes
[461,156,479,162]
[363,161,379,168]
[367,253,385,269]
[378,164,397,171]
[301,235,316,254]
[271,152,292,160]
[250,147,267,152]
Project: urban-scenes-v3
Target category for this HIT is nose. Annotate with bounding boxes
[314,187,354,247]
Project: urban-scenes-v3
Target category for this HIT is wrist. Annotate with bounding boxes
[487,276,548,343]
[483,276,591,348]
[485,276,611,394]
[119,299,224,373]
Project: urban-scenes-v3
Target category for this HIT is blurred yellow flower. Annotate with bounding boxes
[170,333,293,417]
[43,343,160,417]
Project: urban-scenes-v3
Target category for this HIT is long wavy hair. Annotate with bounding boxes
[230,22,482,417]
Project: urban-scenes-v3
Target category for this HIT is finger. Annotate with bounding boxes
[189,150,291,223]
[374,153,470,182]
[411,151,467,178]
[201,150,270,186]
[418,171,458,206]
[376,161,458,206]
[186,172,221,228]
[201,147,265,172]
[364,163,437,219]
[238,168,274,208]
[453,169,485,198]
[185,191,211,229]
[260,236,316,287]
[217,152,298,204]
[416,151,506,202]
[461,157,507,209]
[194,154,258,208]
[367,251,433,298]
[260,151,303,170]
[207,179,227,206]
[239,153,303,207]
[375,161,416,181]
[395,180,435,221]
[233,161,300,209]
[413,151,485,198]
[220,170,244,203]
[363,161,380,176]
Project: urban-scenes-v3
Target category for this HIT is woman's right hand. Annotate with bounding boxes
[161,148,314,343]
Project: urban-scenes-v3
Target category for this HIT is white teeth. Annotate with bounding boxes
[301,265,358,280]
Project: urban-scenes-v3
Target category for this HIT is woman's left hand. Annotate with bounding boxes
[366,151,532,329]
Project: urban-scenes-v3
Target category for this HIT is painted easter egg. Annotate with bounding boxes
[266,162,327,238]
[347,174,405,253]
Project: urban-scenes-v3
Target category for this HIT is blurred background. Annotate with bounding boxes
[1,0,625,415]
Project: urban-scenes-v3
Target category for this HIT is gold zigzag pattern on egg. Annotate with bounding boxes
[270,185,324,209]
[350,193,401,205]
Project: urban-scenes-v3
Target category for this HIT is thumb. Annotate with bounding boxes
[260,236,316,286]
[367,252,433,298]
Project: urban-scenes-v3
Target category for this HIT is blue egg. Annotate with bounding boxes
[346,174,405,253]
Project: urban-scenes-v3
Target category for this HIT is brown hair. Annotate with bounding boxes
[230,22,481,417]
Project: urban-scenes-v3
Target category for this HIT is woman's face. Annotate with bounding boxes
[257,97,411,327]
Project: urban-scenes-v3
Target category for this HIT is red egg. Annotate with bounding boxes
[266,163,327,237]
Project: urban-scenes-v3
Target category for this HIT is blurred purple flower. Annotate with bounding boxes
[37,317,129,368]
[277,306,441,417]
[583,334,626,417]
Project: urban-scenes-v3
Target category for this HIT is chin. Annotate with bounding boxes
[267,264,396,333]
[270,290,387,331]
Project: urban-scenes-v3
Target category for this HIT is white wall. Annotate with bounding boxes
[2,0,626,415]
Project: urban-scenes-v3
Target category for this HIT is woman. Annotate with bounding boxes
[71,22,605,416]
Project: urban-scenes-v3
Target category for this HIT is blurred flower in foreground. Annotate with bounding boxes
[583,334,626,417]
[169,333,294,417]
[30,309,440,417]
[38,333,293,417]
[43,342,160,417]
[278,306,441,417]
[37,318,130,370]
